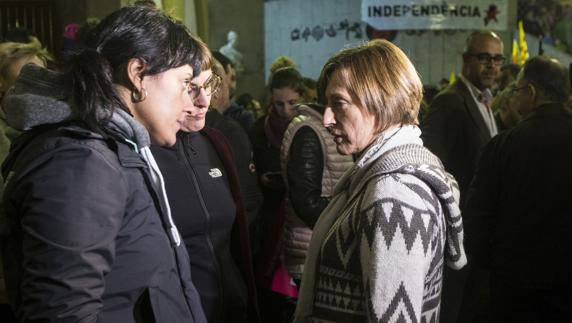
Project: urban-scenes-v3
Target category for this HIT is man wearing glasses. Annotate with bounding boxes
[421,30,504,323]
[465,56,572,321]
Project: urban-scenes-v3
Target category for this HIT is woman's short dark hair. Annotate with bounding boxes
[67,6,211,132]
[268,67,305,96]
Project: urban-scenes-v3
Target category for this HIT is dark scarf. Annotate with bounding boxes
[263,106,291,148]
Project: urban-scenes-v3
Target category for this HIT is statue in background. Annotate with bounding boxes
[220,30,244,73]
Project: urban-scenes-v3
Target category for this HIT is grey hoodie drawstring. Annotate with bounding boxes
[140,146,182,246]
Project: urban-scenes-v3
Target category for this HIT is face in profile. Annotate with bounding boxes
[323,71,378,155]
[463,36,504,91]
[511,72,534,118]
[180,69,214,132]
[131,64,194,146]
[211,62,230,110]
[271,87,300,119]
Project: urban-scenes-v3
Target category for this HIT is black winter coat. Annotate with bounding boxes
[0,124,206,323]
[206,110,262,225]
[465,103,572,288]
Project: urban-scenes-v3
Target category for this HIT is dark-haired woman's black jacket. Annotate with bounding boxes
[0,124,207,323]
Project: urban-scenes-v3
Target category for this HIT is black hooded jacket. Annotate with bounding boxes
[0,65,206,323]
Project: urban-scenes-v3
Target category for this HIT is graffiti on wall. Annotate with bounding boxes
[290,19,363,42]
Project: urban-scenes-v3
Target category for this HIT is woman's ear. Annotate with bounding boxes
[126,58,146,90]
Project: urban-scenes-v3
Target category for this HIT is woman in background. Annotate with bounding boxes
[249,67,305,322]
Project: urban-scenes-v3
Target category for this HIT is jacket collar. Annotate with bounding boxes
[334,125,433,195]
[454,78,492,140]
[60,124,149,168]
[4,65,151,152]
[522,102,571,122]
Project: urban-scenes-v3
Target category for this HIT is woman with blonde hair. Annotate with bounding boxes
[294,39,467,322]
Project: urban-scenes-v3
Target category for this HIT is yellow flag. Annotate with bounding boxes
[512,39,520,65]
[449,70,456,85]
[518,21,529,65]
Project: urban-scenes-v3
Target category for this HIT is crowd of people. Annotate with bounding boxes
[0,4,571,323]
[519,0,572,54]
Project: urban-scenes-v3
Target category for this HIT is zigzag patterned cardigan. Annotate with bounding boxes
[295,126,466,323]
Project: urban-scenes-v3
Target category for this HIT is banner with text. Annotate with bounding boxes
[361,0,508,30]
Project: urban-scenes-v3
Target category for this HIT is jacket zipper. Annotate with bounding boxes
[181,138,226,323]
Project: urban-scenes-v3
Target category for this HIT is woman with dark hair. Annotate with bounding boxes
[250,67,305,199]
[0,6,209,322]
[249,66,305,322]
[294,40,467,322]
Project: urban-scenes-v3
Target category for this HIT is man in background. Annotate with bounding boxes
[212,51,255,130]
[421,30,505,322]
[465,56,572,321]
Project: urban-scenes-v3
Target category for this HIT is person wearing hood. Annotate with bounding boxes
[465,56,572,322]
[0,39,52,166]
[294,40,467,322]
[0,38,53,322]
[0,6,209,322]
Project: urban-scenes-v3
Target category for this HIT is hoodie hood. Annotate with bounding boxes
[1,64,150,148]
[1,64,178,246]
[2,64,73,132]
[335,125,466,269]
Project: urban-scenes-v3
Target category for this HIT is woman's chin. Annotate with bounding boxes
[181,117,205,132]
[335,143,353,156]
[151,134,177,147]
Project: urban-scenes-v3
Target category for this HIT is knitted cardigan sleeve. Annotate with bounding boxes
[358,173,443,322]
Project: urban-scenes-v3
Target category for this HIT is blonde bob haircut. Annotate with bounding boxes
[318,39,423,133]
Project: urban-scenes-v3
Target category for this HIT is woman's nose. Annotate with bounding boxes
[323,107,335,128]
[193,89,210,109]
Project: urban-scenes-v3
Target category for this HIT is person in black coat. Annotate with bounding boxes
[421,31,504,204]
[0,7,209,322]
[465,56,572,322]
[206,59,262,227]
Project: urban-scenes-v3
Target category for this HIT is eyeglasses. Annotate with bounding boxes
[468,53,506,66]
[188,73,222,99]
